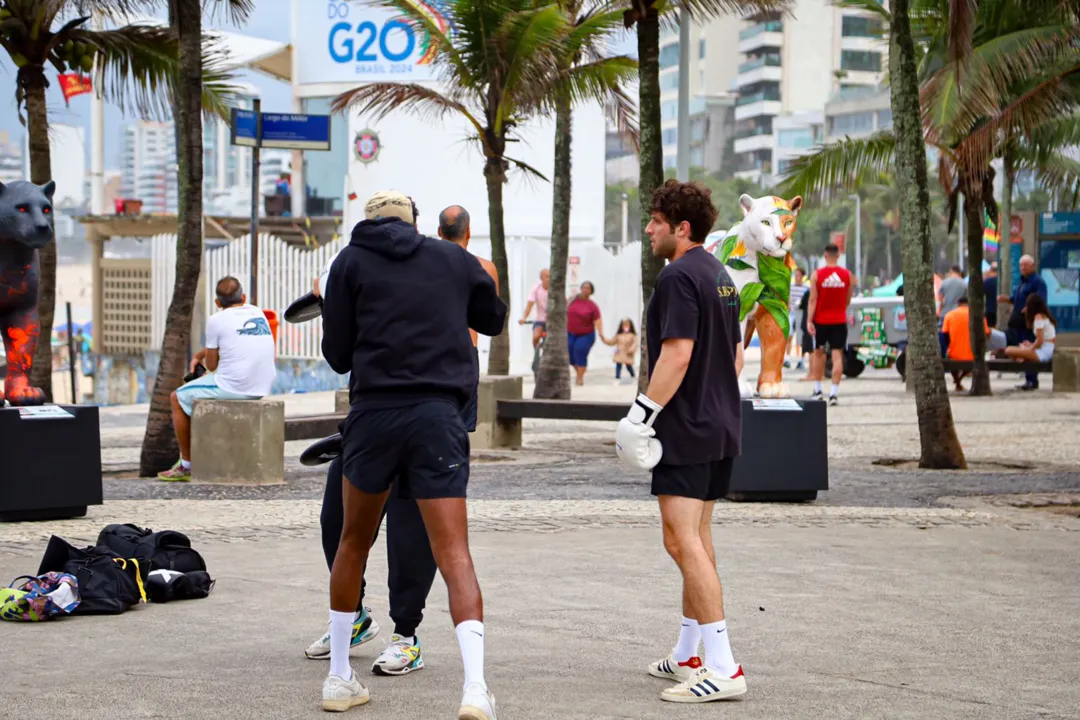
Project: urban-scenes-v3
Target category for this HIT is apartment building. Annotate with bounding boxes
[733,0,888,184]
[657,16,742,175]
[121,121,178,214]
[0,130,23,184]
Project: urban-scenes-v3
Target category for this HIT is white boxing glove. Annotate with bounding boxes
[615,393,664,470]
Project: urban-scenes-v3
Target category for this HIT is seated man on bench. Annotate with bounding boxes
[941,296,988,392]
[157,277,278,481]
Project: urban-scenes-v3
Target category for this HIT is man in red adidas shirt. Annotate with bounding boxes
[807,244,853,406]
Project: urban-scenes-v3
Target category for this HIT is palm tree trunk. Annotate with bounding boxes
[139,0,203,475]
[998,146,1014,324]
[888,0,966,469]
[485,156,511,375]
[963,191,991,395]
[22,67,55,401]
[636,2,664,392]
[535,89,572,399]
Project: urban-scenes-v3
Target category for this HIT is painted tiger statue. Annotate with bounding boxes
[705,193,802,399]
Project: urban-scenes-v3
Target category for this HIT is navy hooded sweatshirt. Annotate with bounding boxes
[321,217,506,410]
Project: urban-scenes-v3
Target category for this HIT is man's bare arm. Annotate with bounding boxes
[204,349,220,372]
[807,271,819,334]
[735,340,744,376]
[645,338,694,406]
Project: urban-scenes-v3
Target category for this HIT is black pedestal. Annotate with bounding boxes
[0,405,103,522]
[727,399,828,502]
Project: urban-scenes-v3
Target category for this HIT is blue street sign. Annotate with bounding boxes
[230,108,259,147]
[1039,212,1080,236]
[230,110,332,151]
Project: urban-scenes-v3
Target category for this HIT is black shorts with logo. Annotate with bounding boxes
[651,458,735,501]
[814,323,848,352]
[342,398,469,499]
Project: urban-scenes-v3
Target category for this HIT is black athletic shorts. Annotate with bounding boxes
[651,458,735,501]
[342,399,470,499]
[814,323,848,352]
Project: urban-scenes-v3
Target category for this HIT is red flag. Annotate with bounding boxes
[58,73,93,104]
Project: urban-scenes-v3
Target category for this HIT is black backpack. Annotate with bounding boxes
[96,524,206,578]
[37,536,145,615]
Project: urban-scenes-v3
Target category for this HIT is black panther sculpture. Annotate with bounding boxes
[0,180,55,407]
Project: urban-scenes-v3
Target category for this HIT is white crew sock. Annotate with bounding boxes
[455,620,486,691]
[329,609,354,681]
[180,459,191,470]
[814,381,822,393]
[830,383,840,397]
[673,616,701,662]
[699,620,738,677]
[395,634,416,645]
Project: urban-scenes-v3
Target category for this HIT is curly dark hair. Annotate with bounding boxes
[649,179,718,243]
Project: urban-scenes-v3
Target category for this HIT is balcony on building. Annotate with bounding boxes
[733,116,774,155]
[734,82,781,121]
[738,18,783,54]
[733,149,772,182]
[736,52,782,87]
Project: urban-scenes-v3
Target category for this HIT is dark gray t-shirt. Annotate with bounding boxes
[938,276,967,324]
[646,247,742,464]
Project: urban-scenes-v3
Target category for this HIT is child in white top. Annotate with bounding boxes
[1005,294,1057,364]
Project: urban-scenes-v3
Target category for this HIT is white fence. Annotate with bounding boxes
[151,232,644,374]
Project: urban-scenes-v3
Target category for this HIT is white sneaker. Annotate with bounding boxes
[372,634,424,676]
[660,665,747,703]
[458,682,497,720]
[321,672,370,712]
[306,609,380,659]
[648,653,702,682]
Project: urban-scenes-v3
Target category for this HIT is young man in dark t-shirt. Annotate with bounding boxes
[615,179,746,704]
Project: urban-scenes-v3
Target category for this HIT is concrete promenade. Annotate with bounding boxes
[1,361,1078,718]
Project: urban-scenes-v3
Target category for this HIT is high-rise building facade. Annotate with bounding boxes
[121,121,178,214]
[733,0,888,184]
[0,130,23,185]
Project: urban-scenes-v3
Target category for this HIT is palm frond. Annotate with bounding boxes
[203,0,256,25]
[1015,145,1080,209]
[331,81,487,149]
[69,0,161,16]
[946,0,978,73]
[505,154,550,183]
[200,42,246,123]
[921,25,1080,139]
[777,132,898,198]
[951,70,1080,172]
[369,0,479,92]
[495,5,570,133]
[670,0,794,17]
[73,23,177,118]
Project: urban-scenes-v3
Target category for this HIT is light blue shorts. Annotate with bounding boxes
[175,373,260,416]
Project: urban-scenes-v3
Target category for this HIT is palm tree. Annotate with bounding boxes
[332,0,633,377]
[1,0,182,400]
[138,0,252,476]
[620,0,791,390]
[887,0,965,468]
[535,0,638,400]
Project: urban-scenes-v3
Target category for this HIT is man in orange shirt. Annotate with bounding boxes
[941,296,989,392]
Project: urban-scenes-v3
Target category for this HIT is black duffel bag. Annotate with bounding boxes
[37,536,146,615]
[96,524,206,577]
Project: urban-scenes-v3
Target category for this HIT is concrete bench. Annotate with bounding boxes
[191,399,285,484]
[941,359,1051,375]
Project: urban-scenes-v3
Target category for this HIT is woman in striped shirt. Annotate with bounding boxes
[786,267,809,370]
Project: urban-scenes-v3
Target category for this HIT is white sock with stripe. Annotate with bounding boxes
[673,616,701,662]
[700,619,738,677]
[455,620,486,691]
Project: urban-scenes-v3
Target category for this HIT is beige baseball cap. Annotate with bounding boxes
[364,190,414,224]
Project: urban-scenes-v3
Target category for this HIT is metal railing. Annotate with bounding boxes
[739,21,783,40]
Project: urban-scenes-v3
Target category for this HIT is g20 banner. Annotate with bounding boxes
[297,0,451,85]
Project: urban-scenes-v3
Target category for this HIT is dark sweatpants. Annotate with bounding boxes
[320,456,438,638]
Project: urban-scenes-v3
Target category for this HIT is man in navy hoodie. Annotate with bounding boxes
[319,190,506,719]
